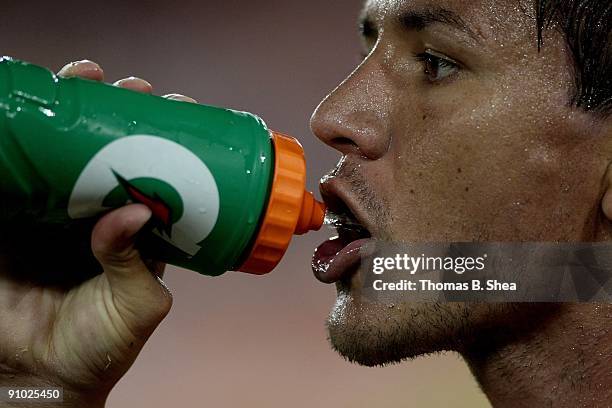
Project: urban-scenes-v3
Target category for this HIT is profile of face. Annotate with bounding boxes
[310,0,612,366]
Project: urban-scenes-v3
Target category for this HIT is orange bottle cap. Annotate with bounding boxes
[238,131,325,275]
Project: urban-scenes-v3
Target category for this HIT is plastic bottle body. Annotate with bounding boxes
[0,58,274,276]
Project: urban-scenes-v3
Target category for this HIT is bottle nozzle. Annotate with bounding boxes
[294,191,326,235]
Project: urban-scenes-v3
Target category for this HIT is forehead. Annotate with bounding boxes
[362,0,535,41]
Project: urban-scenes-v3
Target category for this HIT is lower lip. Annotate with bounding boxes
[311,236,370,283]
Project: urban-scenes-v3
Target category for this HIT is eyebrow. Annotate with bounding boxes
[402,6,482,43]
[360,6,482,44]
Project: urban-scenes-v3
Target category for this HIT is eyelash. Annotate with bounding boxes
[414,51,460,82]
[359,49,461,83]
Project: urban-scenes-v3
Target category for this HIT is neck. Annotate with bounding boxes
[463,304,612,407]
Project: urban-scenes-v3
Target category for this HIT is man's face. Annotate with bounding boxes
[310,0,611,365]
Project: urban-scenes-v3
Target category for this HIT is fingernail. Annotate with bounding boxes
[58,60,102,78]
[114,77,152,88]
[163,94,197,103]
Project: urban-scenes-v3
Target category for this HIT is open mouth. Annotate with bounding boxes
[312,191,372,283]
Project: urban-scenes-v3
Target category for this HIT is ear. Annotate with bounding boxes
[602,163,612,221]
[591,115,612,239]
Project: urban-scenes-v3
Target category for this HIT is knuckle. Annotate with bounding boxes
[138,281,173,323]
[157,289,174,316]
[92,240,140,268]
[154,277,173,314]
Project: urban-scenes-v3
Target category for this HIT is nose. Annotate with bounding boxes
[310,56,393,160]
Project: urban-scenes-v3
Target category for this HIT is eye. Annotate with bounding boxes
[415,50,460,82]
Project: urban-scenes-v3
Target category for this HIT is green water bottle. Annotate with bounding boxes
[0,57,326,276]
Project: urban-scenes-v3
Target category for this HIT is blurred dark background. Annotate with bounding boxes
[1,1,487,406]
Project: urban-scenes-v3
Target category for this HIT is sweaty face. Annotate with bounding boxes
[310,0,611,366]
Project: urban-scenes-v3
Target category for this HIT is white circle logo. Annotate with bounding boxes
[68,135,220,256]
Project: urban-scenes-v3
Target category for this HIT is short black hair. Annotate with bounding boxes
[536,0,612,116]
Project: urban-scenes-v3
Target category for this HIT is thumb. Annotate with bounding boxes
[91,204,172,336]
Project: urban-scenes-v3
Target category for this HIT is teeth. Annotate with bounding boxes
[336,224,370,240]
[322,194,370,238]
[324,210,360,229]
[329,211,369,239]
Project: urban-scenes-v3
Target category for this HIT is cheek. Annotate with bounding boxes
[385,109,603,242]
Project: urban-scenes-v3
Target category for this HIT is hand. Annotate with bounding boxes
[0,60,197,407]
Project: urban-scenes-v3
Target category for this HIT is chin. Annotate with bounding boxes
[325,278,474,366]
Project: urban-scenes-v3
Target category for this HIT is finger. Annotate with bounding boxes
[91,204,172,336]
[163,93,198,104]
[58,60,104,81]
[113,77,153,94]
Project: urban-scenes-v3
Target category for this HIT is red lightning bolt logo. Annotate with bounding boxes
[112,170,173,237]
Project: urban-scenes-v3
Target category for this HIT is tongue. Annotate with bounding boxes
[312,235,361,283]
[312,237,347,274]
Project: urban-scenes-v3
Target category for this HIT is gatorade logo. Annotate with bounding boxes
[68,135,220,256]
